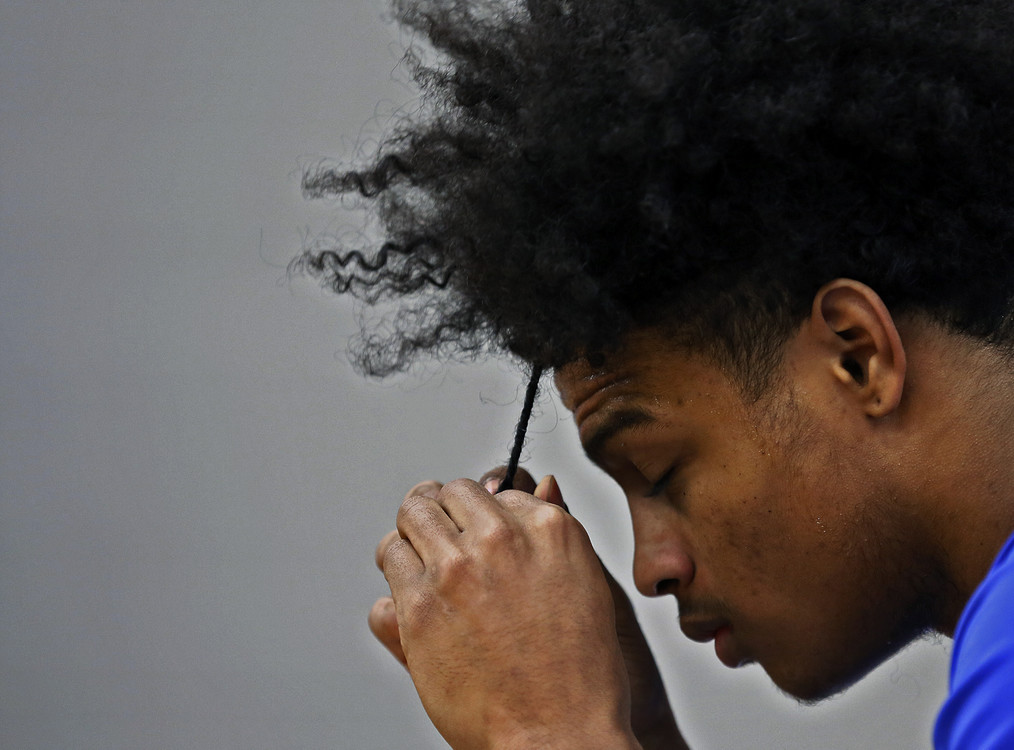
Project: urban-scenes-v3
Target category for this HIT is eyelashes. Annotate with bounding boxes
[645,466,677,498]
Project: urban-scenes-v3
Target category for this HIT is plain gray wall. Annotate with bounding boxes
[1,2,951,748]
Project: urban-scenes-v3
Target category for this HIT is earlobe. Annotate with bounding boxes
[810,279,907,418]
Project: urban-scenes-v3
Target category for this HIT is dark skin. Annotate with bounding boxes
[370,470,684,750]
[370,280,1014,749]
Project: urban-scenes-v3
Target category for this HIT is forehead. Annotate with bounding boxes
[554,333,732,430]
[556,335,662,415]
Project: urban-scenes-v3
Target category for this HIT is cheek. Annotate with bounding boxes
[693,454,788,549]
[695,465,835,598]
[688,452,924,697]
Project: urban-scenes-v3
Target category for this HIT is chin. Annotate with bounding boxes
[764,666,864,706]
[763,601,940,703]
[762,639,916,705]
[773,671,865,706]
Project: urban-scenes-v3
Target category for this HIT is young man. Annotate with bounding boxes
[297,0,1014,746]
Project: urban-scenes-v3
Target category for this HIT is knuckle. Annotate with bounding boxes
[478,518,515,548]
[440,477,477,497]
[527,502,570,533]
[397,493,430,521]
[381,536,411,573]
[493,488,537,515]
[400,589,436,636]
[432,548,471,589]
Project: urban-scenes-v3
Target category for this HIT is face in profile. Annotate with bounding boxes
[555,329,942,701]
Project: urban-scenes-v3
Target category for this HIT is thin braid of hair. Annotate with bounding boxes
[497,364,544,493]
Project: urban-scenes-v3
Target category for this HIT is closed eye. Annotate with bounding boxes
[645,466,676,498]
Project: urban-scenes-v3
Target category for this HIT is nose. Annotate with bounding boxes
[630,498,695,597]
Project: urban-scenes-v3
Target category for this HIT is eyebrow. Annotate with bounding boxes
[581,406,658,464]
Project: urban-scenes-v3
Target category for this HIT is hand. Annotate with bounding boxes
[483,469,684,750]
[373,475,639,750]
[369,471,689,750]
[367,470,545,668]
[498,471,685,750]
[367,472,559,666]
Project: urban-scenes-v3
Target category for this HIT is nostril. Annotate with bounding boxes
[654,578,680,596]
[632,541,694,597]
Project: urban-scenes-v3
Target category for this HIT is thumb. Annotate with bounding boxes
[533,474,568,512]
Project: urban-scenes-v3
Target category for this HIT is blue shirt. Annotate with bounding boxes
[934,530,1014,749]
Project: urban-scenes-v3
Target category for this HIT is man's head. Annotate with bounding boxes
[299,0,1014,392]
[310,0,1014,704]
[555,279,1014,701]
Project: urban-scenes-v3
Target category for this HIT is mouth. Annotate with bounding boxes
[679,616,726,644]
[680,617,751,669]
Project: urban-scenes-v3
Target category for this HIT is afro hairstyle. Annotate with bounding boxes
[296,0,1014,386]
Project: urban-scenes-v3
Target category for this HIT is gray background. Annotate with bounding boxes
[1,2,951,748]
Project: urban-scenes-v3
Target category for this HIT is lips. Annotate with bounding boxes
[680,617,749,668]
[679,616,727,644]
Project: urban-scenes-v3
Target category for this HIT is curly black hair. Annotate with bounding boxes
[295,0,1014,387]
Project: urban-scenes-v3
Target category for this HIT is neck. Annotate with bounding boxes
[899,324,1014,634]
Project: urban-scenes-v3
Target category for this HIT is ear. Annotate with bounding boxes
[809,279,907,418]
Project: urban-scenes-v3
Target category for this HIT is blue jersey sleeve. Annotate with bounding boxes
[934,533,1014,749]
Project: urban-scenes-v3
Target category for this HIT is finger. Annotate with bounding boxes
[533,474,569,512]
[375,528,400,572]
[492,474,569,517]
[478,466,537,494]
[396,492,462,562]
[382,536,426,594]
[404,479,442,502]
[374,480,442,571]
[368,596,407,666]
[434,477,518,533]
[491,487,542,516]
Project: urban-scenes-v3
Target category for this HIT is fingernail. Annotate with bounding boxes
[484,478,499,493]
[479,466,506,489]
